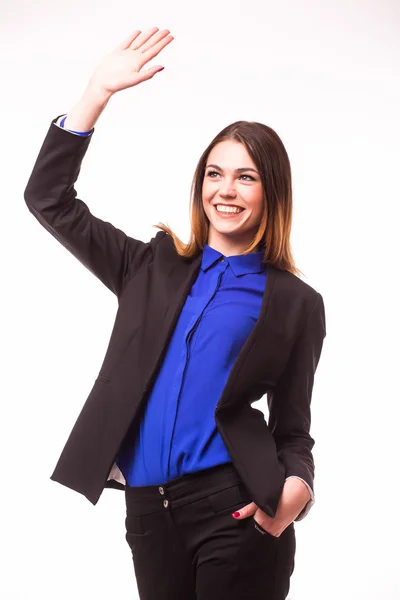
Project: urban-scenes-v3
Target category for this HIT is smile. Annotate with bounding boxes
[214,204,245,216]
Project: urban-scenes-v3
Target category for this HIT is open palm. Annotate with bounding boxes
[89,27,174,96]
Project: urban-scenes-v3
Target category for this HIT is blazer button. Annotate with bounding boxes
[158,486,165,495]
[163,499,169,508]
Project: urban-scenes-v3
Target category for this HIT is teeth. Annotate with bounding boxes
[216,205,243,214]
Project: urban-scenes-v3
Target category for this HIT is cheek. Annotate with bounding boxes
[247,196,264,219]
[201,200,212,223]
[201,185,208,209]
[202,182,212,199]
[202,190,213,214]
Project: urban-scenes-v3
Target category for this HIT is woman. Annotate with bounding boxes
[24,27,326,600]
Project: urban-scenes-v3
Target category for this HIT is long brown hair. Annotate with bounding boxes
[153,121,303,278]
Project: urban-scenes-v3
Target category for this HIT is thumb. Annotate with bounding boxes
[140,65,165,80]
[232,502,258,519]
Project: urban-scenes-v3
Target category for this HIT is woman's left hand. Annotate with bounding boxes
[232,477,311,537]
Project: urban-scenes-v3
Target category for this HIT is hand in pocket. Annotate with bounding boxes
[232,501,286,538]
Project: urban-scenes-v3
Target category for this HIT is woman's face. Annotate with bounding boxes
[202,140,265,252]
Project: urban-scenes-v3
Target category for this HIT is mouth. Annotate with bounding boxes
[213,204,245,217]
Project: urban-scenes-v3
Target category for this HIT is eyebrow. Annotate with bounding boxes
[206,163,259,174]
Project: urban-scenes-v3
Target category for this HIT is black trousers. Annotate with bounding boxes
[124,462,296,600]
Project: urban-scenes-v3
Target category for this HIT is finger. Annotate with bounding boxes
[232,502,258,519]
[139,29,171,53]
[114,30,142,51]
[142,35,174,62]
[129,26,160,50]
[133,65,165,83]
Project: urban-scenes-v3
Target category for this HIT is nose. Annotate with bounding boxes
[219,179,237,196]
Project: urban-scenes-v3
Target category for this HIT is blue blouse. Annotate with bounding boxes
[116,243,267,485]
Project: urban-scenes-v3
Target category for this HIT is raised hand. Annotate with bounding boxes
[88,27,174,97]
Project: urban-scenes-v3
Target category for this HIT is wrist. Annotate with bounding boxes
[84,82,113,107]
[64,84,112,132]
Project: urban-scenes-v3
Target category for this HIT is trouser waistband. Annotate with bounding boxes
[124,462,246,512]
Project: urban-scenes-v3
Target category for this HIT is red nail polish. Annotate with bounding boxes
[232,512,240,518]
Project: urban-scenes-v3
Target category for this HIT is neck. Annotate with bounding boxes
[206,229,259,257]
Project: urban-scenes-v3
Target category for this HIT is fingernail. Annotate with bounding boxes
[232,512,240,518]
[158,67,165,72]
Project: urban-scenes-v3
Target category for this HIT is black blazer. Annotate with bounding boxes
[24,115,326,521]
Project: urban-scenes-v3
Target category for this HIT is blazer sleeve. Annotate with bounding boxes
[24,115,164,297]
[267,292,326,521]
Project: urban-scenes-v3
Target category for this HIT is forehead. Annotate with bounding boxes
[207,140,255,167]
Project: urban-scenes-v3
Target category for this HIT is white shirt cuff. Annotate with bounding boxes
[285,475,315,521]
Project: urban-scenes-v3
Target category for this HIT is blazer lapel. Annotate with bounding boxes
[141,252,203,394]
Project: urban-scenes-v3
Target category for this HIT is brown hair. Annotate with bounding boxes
[153,120,304,278]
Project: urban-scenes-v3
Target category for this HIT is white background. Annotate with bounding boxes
[1,0,399,598]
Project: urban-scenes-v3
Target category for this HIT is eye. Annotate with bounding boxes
[206,170,255,181]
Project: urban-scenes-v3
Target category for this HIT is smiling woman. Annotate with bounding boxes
[24,25,326,600]
[154,118,301,276]
[202,142,264,250]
